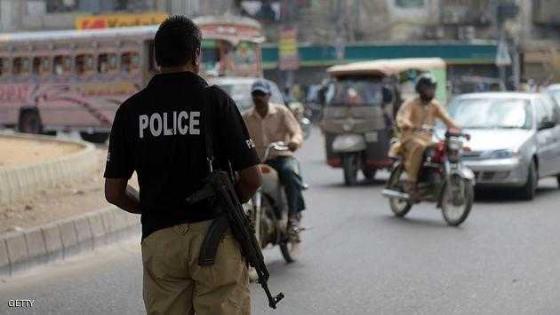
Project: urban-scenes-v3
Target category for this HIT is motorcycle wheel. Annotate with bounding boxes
[387,163,412,217]
[343,154,359,186]
[441,175,474,226]
[280,239,298,264]
[258,194,279,248]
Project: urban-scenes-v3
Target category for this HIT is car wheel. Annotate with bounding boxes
[80,132,109,144]
[520,161,537,201]
[18,110,42,134]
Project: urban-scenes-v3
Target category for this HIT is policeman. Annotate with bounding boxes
[104,16,261,315]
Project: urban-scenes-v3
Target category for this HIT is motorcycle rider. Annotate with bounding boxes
[242,80,306,241]
[392,73,459,200]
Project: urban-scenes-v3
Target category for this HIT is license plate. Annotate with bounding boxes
[365,132,378,142]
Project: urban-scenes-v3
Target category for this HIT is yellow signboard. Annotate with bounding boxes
[75,12,167,30]
[279,27,299,70]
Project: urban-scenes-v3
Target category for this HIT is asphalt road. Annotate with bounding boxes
[2,128,560,315]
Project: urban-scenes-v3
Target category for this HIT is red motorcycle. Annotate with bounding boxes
[382,129,475,226]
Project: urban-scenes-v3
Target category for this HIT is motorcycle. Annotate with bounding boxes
[382,129,475,226]
[249,141,302,263]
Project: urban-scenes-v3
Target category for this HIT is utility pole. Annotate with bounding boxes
[494,0,519,91]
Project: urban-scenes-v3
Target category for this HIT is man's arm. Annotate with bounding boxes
[396,101,414,130]
[284,108,303,151]
[434,103,460,130]
[105,179,140,214]
[103,104,136,212]
[235,165,262,203]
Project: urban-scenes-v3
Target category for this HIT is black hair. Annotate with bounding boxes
[154,15,201,68]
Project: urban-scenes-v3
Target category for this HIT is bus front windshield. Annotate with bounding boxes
[202,40,259,77]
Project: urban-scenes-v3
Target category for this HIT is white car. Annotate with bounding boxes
[547,84,560,105]
[208,77,285,112]
[446,92,560,200]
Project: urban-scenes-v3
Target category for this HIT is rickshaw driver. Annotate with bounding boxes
[392,73,460,200]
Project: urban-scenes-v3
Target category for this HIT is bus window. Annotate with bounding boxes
[121,52,139,73]
[76,54,94,75]
[98,53,118,73]
[53,55,72,75]
[12,57,31,76]
[33,56,51,76]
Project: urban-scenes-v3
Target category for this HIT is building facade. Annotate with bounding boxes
[0,0,558,82]
[0,0,238,32]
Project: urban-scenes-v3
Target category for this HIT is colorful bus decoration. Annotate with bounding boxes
[0,16,264,143]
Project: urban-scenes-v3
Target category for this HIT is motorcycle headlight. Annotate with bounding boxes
[448,139,462,151]
[485,149,516,159]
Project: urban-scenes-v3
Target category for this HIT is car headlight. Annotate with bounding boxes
[484,149,517,159]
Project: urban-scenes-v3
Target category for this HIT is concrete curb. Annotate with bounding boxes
[0,206,140,278]
[0,132,98,206]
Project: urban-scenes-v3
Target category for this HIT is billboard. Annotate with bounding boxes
[75,12,167,30]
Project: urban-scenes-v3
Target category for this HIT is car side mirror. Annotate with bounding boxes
[538,120,556,130]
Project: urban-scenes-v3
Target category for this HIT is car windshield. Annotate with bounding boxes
[448,98,533,130]
[217,81,284,112]
[549,89,560,105]
[328,76,383,107]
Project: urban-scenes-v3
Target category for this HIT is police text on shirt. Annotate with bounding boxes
[139,111,200,138]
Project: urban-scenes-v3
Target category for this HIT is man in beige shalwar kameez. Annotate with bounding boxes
[393,74,459,199]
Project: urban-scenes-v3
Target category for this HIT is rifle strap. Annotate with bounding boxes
[198,86,229,266]
[202,86,215,172]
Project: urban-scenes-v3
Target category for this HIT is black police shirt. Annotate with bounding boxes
[104,72,259,240]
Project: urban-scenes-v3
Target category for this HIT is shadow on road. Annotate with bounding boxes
[318,178,386,189]
[474,186,559,203]
[376,214,454,230]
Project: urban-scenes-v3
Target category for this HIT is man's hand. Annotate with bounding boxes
[236,165,262,203]
[105,178,140,214]
[400,120,414,130]
[287,141,299,152]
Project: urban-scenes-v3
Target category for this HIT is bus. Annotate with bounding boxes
[0,16,264,143]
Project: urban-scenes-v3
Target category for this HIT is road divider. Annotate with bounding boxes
[0,206,140,278]
[0,132,97,206]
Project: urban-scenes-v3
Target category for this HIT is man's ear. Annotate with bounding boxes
[193,47,201,67]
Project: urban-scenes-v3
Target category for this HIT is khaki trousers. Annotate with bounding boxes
[401,133,432,182]
[141,220,250,315]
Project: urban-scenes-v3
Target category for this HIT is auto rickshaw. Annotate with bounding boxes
[321,58,447,186]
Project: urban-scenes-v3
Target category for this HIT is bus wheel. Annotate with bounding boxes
[18,109,42,134]
[80,132,109,144]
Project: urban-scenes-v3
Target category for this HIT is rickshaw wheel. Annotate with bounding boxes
[343,154,359,186]
[362,168,377,181]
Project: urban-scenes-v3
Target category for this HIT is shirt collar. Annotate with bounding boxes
[250,103,278,119]
[147,71,208,89]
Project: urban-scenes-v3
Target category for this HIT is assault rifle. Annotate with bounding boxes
[186,170,285,309]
